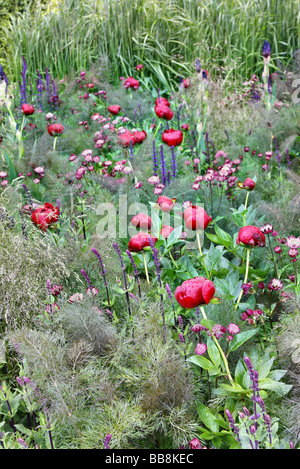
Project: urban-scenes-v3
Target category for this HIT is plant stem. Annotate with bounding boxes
[153,121,162,140]
[158,211,164,240]
[215,186,224,218]
[169,250,178,269]
[244,191,250,217]
[196,232,210,278]
[235,248,251,311]
[209,181,213,219]
[142,251,150,285]
[200,306,234,385]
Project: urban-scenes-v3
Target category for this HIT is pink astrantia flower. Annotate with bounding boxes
[153,186,163,195]
[68,293,84,303]
[267,278,283,291]
[147,175,160,185]
[288,248,298,258]
[191,324,207,333]
[260,224,273,234]
[227,323,240,335]
[34,166,45,174]
[195,343,207,355]
[210,324,226,339]
[286,236,300,249]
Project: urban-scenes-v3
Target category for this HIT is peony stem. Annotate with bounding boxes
[235,248,251,311]
[196,232,210,279]
[244,191,250,216]
[200,306,234,385]
[142,251,150,285]
[153,121,162,140]
[20,115,25,133]
[53,136,57,151]
[18,115,26,160]
[158,211,165,240]
[169,250,178,269]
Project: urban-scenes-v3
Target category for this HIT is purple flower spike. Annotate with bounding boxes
[91,247,111,306]
[171,146,177,178]
[104,434,112,449]
[80,269,94,292]
[262,40,271,58]
[160,144,167,185]
[152,139,158,176]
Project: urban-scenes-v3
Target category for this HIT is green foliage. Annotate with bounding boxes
[2,0,300,89]
[0,186,79,330]
[0,1,48,62]
[0,32,299,449]
[0,369,55,449]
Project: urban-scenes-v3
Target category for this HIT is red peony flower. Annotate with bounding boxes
[128,232,158,252]
[124,77,140,90]
[155,104,174,121]
[162,128,183,146]
[21,103,35,115]
[117,130,136,147]
[47,123,64,136]
[135,64,143,71]
[132,130,147,144]
[108,105,121,115]
[160,224,174,239]
[131,213,152,231]
[175,277,216,309]
[181,123,190,131]
[236,225,265,247]
[157,195,176,212]
[31,202,59,231]
[237,178,256,191]
[183,205,212,230]
[155,97,170,107]
[183,78,190,88]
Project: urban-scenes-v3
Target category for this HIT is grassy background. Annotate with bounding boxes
[1,0,300,89]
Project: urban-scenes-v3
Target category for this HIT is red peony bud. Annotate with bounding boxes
[175,277,216,309]
[131,213,152,231]
[155,104,174,121]
[162,128,183,146]
[108,105,121,115]
[128,232,158,252]
[160,225,174,239]
[157,195,176,212]
[236,225,265,247]
[47,123,64,136]
[237,178,255,191]
[21,103,35,115]
[183,205,212,231]
[155,97,170,107]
